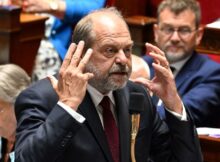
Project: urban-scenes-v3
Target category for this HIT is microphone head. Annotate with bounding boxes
[129,92,145,114]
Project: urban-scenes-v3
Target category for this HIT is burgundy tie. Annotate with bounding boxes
[170,66,175,73]
[100,96,120,162]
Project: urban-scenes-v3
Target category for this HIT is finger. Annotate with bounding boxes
[82,73,94,81]
[149,52,169,68]
[70,41,85,67]
[47,75,58,90]
[78,48,93,71]
[152,63,172,77]
[61,43,77,70]
[145,43,165,56]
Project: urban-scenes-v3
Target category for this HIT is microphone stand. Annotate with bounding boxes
[131,114,140,162]
[129,92,144,162]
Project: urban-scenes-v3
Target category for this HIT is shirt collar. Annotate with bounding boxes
[87,84,115,107]
[170,55,191,77]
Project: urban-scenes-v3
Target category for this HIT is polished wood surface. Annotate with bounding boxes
[115,0,148,16]
[0,5,21,64]
[17,13,47,75]
[197,27,220,55]
[125,16,156,55]
[199,135,220,162]
[0,5,47,75]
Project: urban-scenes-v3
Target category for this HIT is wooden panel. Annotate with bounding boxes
[199,135,220,162]
[0,5,47,75]
[0,5,21,64]
[115,0,148,16]
[125,16,157,55]
[14,13,47,75]
[197,27,220,55]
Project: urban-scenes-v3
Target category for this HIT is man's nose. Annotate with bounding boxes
[170,30,181,40]
[115,49,129,65]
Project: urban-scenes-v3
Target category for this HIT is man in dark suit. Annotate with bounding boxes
[15,7,202,162]
[143,0,220,128]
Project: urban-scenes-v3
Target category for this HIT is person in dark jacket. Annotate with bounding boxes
[15,7,202,162]
[143,0,220,127]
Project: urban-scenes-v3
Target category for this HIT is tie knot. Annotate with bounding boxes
[100,96,111,110]
[170,66,175,73]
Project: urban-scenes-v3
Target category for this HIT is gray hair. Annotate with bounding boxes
[0,64,31,103]
[157,0,201,28]
[72,7,125,51]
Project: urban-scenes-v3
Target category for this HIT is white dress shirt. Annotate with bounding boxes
[59,83,188,122]
[57,84,116,125]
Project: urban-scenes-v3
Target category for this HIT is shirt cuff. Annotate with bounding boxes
[165,102,187,121]
[57,101,85,123]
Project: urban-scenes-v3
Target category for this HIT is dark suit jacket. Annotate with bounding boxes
[143,52,220,127]
[0,137,12,162]
[0,138,6,162]
[14,79,202,162]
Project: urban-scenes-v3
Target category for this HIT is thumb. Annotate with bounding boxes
[47,75,58,89]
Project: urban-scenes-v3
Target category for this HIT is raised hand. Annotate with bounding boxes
[133,43,182,114]
[48,41,94,110]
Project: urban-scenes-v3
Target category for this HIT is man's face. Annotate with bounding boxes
[154,8,203,63]
[85,14,133,94]
[0,99,16,139]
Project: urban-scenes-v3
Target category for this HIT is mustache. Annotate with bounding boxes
[109,64,130,73]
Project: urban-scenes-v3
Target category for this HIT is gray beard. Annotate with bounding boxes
[165,50,192,63]
[85,62,131,94]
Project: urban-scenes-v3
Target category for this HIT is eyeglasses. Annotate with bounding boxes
[159,26,197,39]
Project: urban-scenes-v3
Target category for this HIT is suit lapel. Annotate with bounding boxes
[78,92,113,162]
[175,53,202,89]
[114,88,130,162]
[78,89,131,162]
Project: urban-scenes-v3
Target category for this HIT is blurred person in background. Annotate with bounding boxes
[0,64,30,162]
[12,0,107,81]
[143,0,220,127]
[130,54,150,80]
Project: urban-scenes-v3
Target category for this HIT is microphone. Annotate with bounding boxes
[129,92,145,162]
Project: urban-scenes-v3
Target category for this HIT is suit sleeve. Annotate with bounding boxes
[144,104,203,162]
[131,83,203,162]
[181,61,220,127]
[14,80,83,162]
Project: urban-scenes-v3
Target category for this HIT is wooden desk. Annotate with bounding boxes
[199,135,220,162]
[0,5,47,75]
[197,27,220,55]
[126,15,220,56]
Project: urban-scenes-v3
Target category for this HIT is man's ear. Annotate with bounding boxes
[196,25,204,46]
[153,24,159,43]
